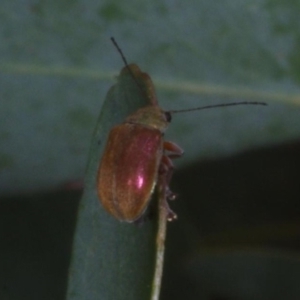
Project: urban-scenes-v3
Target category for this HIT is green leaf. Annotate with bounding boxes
[67,65,158,300]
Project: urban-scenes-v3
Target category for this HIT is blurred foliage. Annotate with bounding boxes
[1,0,300,195]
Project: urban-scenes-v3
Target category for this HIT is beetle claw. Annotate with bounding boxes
[166,189,177,201]
[167,209,177,221]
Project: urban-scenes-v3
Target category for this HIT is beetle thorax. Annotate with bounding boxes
[125,106,169,132]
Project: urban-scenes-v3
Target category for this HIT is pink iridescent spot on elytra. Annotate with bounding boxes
[136,175,144,189]
[126,174,144,190]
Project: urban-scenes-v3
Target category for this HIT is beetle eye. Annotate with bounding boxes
[165,112,172,122]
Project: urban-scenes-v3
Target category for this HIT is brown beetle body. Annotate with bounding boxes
[97,103,175,222]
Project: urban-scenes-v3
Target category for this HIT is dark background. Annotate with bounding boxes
[1,138,299,300]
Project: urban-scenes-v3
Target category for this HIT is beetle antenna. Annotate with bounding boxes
[167,101,267,114]
[111,37,130,67]
[110,37,144,93]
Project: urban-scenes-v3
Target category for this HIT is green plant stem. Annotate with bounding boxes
[150,189,168,300]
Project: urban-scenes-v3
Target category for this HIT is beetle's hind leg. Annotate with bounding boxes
[158,141,183,221]
[161,141,184,196]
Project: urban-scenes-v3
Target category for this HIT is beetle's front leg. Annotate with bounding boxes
[163,141,184,159]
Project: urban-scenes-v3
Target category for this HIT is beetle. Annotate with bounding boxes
[97,38,266,223]
[97,63,181,222]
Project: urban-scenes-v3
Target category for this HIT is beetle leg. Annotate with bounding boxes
[158,156,177,221]
[160,155,175,198]
[157,162,177,221]
[157,141,184,221]
[161,141,183,198]
[163,141,184,159]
